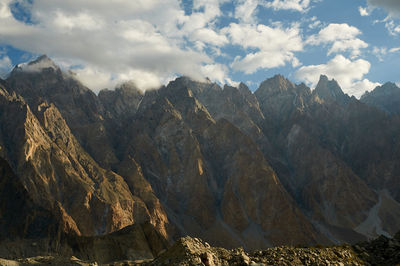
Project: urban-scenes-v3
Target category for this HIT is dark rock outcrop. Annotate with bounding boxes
[148,233,400,266]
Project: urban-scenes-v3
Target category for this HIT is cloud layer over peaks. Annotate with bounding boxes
[296,55,380,98]
[0,0,391,97]
[0,0,231,91]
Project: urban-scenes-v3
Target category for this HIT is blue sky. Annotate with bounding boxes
[0,0,399,97]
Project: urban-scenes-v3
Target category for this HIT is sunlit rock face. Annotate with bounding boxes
[1,56,400,255]
[0,74,171,241]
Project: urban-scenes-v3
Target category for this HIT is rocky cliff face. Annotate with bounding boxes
[0,75,171,256]
[312,75,349,104]
[116,81,325,249]
[1,56,400,261]
[7,55,116,167]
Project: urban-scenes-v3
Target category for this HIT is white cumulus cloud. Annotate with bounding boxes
[359,6,370,16]
[200,63,229,84]
[307,23,368,57]
[296,54,380,98]
[233,0,316,23]
[263,0,315,12]
[0,0,233,92]
[190,28,228,48]
[223,22,303,73]
[234,0,260,23]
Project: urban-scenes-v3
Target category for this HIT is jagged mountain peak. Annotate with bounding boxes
[164,77,222,100]
[28,54,54,65]
[254,75,312,119]
[360,81,400,114]
[254,74,300,106]
[315,74,341,92]
[228,82,253,98]
[256,74,296,95]
[12,55,60,74]
[7,55,94,96]
[382,81,398,88]
[109,81,144,97]
[6,55,93,100]
[362,82,399,98]
[313,75,348,104]
[222,83,248,93]
[169,76,219,89]
[7,56,93,97]
[170,76,210,86]
[238,82,250,91]
[296,82,312,94]
[119,81,142,92]
[98,81,144,119]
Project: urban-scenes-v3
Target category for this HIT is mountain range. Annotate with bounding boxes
[0,55,400,262]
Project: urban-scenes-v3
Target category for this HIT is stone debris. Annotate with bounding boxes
[1,231,399,265]
[145,232,400,266]
[352,232,400,265]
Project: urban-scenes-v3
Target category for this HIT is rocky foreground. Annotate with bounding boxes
[1,232,399,265]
